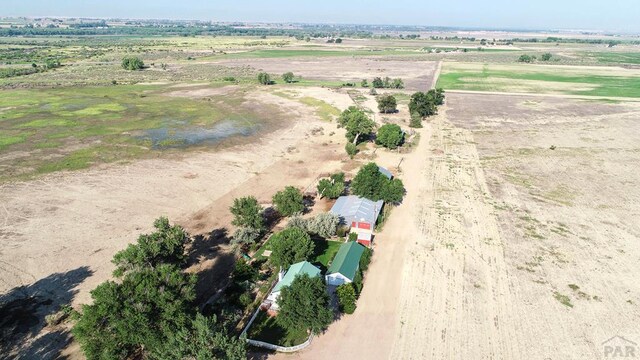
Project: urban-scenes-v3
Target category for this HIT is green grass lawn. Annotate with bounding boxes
[312,239,342,272]
[437,63,640,98]
[247,311,309,347]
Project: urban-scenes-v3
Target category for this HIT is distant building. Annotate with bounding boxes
[265,261,321,311]
[330,195,384,246]
[325,241,366,286]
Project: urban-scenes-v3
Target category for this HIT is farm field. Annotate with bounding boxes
[437,62,640,98]
[390,93,640,359]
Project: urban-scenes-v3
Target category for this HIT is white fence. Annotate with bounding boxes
[241,305,314,353]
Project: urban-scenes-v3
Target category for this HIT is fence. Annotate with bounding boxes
[246,334,314,353]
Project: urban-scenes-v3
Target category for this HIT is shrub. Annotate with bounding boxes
[232,227,261,247]
[345,143,358,158]
[336,283,357,314]
[361,79,369,88]
[541,52,552,61]
[409,112,423,128]
[257,72,272,85]
[286,214,309,231]
[307,213,340,238]
[348,232,358,242]
[517,54,536,63]
[372,77,384,88]
[121,56,144,70]
[377,94,397,113]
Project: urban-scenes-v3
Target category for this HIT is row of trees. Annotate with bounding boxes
[518,53,552,63]
[258,72,297,85]
[365,76,404,89]
[73,217,246,360]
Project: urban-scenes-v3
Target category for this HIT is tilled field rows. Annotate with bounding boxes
[391,113,526,359]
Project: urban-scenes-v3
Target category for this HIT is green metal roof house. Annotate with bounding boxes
[325,241,366,286]
[266,261,321,310]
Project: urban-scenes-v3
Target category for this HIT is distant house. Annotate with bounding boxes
[377,165,393,180]
[325,241,366,286]
[265,261,321,311]
[330,195,384,246]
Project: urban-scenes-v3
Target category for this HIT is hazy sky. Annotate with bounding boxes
[4,0,640,32]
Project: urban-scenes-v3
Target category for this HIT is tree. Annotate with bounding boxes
[121,56,144,70]
[230,196,265,231]
[286,214,309,232]
[371,77,384,88]
[335,38,343,44]
[377,94,397,113]
[351,163,406,203]
[380,178,406,204]
[409,91,437,118]
[351,163,386,201]
[269,227,314,268]
[376,123,404,149]
[112,217,188,277]
[278,274,333,334]
[73,264,197,359]
[359,246,372,272]
[517,54,535,63]
[434,88,445,105]
[282,72,295,83]
[541,52,552,61]
[232,227,261,247]
[336,283,357,314]
[273,186,304,217]
[307,212,340,238]
[339,107,374,144]
[153,314,246,360]
[257,72,272,85]
[316,172,345,199]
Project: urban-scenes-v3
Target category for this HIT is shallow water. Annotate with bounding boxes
[140,119,261,149]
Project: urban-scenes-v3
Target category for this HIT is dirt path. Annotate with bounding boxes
[390,109,527,359]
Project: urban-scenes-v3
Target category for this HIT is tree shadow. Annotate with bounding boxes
[0,266,93,359]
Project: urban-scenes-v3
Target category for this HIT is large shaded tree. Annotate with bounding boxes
[376,123,404,149]
[316,172,345,199]
[269,227,314,269]
[351,163,406,204]
[339,106,375,145]
[230,196,265,231]
[272,186,304,217]
[112,217,188,277]
[278,274,333,334]
[409,91,437,118]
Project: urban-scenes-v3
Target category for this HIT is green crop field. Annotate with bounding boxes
[437,62,640,98]
[585,52,640,65]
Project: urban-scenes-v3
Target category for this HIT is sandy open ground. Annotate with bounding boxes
[275,92,640,360]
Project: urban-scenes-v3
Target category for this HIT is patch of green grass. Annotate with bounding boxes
[298,97,341,121]
[16,118,77,128]
[247,311,309,347]
[312,240,342,269]
[0,133,28,149]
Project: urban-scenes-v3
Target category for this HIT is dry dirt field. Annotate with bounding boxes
[0,85,354,358]
[215,57,440,90]
[391,93,640,359]
[277,92,640,360]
